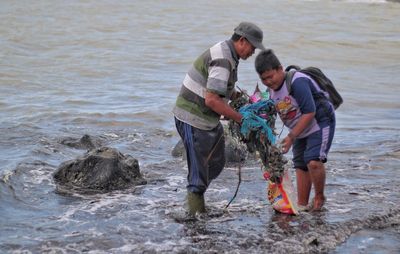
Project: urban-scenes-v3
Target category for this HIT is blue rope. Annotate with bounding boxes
[239,100,276,144]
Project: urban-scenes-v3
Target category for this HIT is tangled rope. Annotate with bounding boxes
[229,93,287,183]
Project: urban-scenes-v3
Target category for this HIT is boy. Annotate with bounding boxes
[254,49,336,211]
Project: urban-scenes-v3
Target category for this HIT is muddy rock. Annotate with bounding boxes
[54,147,146,194]
[172,138,248,165]
[172,131,248,165]
[60,134,103,150]
[171,139,185,158]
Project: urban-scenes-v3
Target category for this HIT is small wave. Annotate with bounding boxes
[63,99,98,106]
[337,0,387,3]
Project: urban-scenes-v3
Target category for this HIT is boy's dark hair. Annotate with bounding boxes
[255,49,281,75]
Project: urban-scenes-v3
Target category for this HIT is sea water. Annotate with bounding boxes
[1,0,399,253]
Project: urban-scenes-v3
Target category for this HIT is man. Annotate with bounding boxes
[254,49,336,212]
[173,22,265,215]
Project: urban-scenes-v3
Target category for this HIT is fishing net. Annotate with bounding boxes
[228,89,286,183]
[229,88,298,215]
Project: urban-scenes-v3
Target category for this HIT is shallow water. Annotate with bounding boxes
[1,0,400,253]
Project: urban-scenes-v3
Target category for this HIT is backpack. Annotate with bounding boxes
[285,65,343,110]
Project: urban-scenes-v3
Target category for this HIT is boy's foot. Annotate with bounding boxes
[297,204,309,212]
[309,196,326,212]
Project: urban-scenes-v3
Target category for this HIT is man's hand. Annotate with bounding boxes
[205,91,242,124]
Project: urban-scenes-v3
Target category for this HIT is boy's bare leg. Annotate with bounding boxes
[296,168,312,207]
[307,160,326,211]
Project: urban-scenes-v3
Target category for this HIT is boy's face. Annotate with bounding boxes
[259,66,284,90]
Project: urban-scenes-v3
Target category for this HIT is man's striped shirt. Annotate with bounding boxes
[173,39,239,130]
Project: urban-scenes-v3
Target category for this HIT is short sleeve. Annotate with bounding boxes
[206,58,232,97]
[291,77,316,114]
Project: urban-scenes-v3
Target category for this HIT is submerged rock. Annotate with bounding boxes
[171,126,249,165]
[60,134,103,150]
[54,147,146,194]
[172,138,248,165]
[224,134,249,164]
[171,139,185,158]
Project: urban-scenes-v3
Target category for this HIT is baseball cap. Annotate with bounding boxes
[234,22,265,50]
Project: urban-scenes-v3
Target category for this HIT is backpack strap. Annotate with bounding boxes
[284,70,294,94]
[285,65,301,72]
[284,65,301,94]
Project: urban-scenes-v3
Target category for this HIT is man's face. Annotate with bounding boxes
[238,37,255,60]
[259,66,284,90]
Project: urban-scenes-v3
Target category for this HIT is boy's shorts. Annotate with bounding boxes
[292,118,336,171]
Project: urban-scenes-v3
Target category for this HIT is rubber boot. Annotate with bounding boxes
[187,191,205,215]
